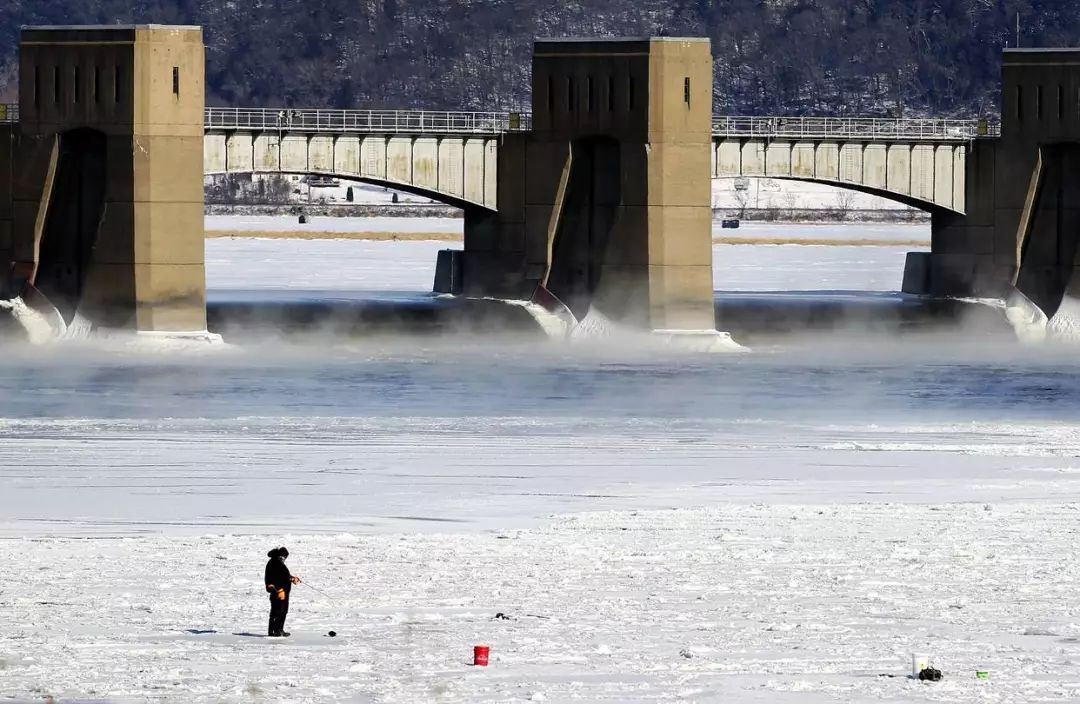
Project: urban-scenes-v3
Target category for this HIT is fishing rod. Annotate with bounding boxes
[300,580,340,602]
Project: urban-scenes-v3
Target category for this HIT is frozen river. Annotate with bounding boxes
[3,223,1080,702]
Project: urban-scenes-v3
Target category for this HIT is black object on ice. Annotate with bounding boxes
[328,631,337,637]
[494,612,512,620]
[918,667,942,682]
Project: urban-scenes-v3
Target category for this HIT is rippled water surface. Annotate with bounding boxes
[1,333,1078,422]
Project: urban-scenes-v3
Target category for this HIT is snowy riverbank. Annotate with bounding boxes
[204,216,931,247]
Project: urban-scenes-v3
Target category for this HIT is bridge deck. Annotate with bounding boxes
[712,116,1000,142]
[1,104,992,213]
[205,108,532,134]
[2,104,999,141]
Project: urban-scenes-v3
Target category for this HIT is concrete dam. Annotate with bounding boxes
[0,24,1071,342]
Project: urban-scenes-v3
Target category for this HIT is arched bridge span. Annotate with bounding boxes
[711,117,989,214]
[203,109,507,211]
[201,109,994,215]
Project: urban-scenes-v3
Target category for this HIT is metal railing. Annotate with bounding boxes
[204,108,532,134]
[712,116,999,141]
[1,103,1003,141]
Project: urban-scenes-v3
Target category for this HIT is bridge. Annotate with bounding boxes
[199,108,988,214]
[2,102,988,214]
[711,116,996,214]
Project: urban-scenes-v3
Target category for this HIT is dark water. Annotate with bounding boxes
[0,288,1077,424]
[0,330,1078,425]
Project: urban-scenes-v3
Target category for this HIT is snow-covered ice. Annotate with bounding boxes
[5,503,1080,702]
[206,237,453,292]
[205,229,920,294]
[712,222,929,244]
[6,225,1080,703]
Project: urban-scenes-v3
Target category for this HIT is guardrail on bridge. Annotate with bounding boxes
[204,108,532,134]
[0,104,1002,141]
[711,116,999,141]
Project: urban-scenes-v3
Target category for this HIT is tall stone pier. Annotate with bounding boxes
[907,48,1080,320]
[455,37,716,331]
[4,25,206,332]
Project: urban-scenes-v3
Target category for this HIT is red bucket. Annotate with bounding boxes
[473,645,490,667]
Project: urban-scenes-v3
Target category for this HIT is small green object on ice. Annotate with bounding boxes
[975,671,989,680]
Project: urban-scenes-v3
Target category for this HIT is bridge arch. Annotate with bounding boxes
[204,131,499,212]
[712,137,968,215]
[206,169,487,213]
[712,174,956,217]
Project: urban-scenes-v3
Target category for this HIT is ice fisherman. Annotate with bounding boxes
[264,546,301,637]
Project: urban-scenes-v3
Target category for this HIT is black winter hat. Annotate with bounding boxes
[267,546,289,559]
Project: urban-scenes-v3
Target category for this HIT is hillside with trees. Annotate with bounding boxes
[1,1,1077,117]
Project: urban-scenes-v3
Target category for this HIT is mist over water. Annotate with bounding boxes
[5,329,1080,536]
[1,331,1079,423]
[4,231,1080,535]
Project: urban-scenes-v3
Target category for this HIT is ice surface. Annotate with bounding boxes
[205,214,465,235]
[205,232,917,294]
[5,225,1077,703]
[3,503,1080,702]
[713,221,929,243]
[207,237,457,292]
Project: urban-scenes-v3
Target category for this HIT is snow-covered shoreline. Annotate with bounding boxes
[204,215,930,245]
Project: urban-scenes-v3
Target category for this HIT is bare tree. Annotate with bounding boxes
[733,188,751,220]
[780,192,798,221]
[835,190,857,221]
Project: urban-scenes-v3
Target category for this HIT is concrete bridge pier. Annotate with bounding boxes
[454,37,719,334]
[903,140,1012,299]
[2,25,207,334]
[905,49,1080,326]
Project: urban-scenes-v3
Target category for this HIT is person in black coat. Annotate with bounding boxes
[264,546,301,637]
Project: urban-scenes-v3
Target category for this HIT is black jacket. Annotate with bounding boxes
[265,548,292,595]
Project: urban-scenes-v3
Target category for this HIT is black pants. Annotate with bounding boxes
[268,593,290,636]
